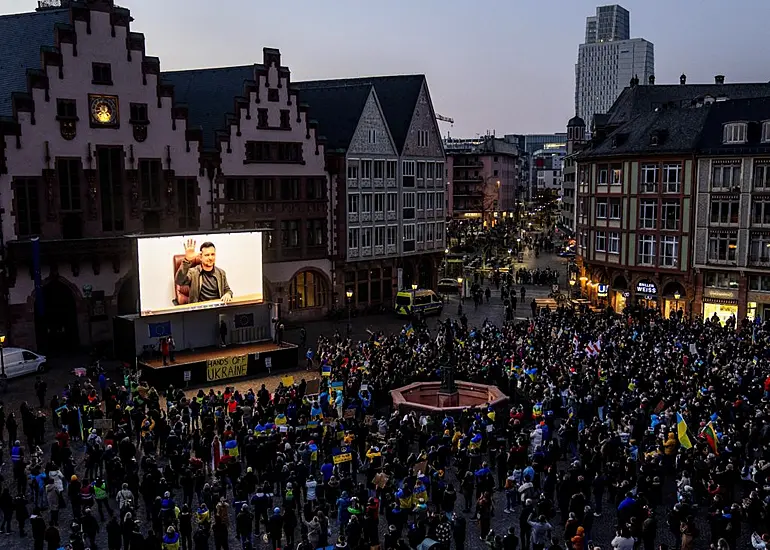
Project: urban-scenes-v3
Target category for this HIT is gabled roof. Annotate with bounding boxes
[0,8,71,118]
[293,75,425,154]
[697,97,770,155]
[579,107,710,159]
[161,65,255,149]
[295,85,371,152]
[605,82,770,127]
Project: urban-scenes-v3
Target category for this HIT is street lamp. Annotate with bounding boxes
[345,289,353,336]
[457,277,464,300]
[0,334,5,377]
[673,290,681,316]
[82,284,93,349]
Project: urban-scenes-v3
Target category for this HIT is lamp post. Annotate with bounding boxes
[569,278,576,298]
[457,277,464,301]
[82,284,93,349]
[673,290,681,317]
[345,289,353,336]
[0,334,5,377]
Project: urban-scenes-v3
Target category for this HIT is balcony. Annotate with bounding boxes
[453,160,483,168]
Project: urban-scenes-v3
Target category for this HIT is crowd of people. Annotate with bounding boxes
[3,295,770,550]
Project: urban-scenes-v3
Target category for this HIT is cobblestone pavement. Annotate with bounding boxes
[1,251,729,549]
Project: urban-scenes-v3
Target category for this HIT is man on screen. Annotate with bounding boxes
[175,239,233,304]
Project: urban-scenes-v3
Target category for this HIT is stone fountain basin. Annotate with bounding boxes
[391,380,508,414]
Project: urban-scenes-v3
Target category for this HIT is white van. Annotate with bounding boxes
[2,347,47,379]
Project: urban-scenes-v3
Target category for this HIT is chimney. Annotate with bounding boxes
[630,75,639,87]
[680,74,687,85]
[648,75,655,85]
[715,75,725,85]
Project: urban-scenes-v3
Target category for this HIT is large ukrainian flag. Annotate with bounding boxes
[676,413,693,449]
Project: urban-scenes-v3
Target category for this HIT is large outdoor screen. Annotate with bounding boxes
[137,231,264,316]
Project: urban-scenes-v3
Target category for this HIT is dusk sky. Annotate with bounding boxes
[7,0,770,137]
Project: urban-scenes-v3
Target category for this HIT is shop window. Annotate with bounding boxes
[750,275,770,292]
[288,270,328,309]
[705,272,739,289]
[708,232,738,263]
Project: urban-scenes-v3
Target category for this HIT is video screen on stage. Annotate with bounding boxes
[137,231,264,317]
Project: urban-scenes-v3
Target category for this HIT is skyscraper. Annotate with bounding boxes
[575,5,654,127]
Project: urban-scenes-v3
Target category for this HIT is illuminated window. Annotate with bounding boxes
[289,270,328,309]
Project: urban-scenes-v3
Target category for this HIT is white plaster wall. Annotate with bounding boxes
[1,9,206,243]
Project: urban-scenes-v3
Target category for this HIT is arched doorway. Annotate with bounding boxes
[35,279,79,354]
[116,276,137,316]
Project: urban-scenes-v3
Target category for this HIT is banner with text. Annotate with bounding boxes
[207,354,248,382]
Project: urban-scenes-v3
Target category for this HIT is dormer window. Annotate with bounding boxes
[650,134,659,146]
[723,122,747,144]
[762,121,770,143]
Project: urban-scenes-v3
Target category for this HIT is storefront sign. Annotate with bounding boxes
[704,288,737,300]
[597,284,609,297]
[206,354,248,382]
[636,281,657,295]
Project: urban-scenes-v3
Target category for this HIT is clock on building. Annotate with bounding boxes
[88,94,119,127]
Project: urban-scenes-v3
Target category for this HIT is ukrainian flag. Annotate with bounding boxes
[676,413,693,449]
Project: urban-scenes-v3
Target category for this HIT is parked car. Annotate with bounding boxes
[437,278,461,294]
[1,347,47,379]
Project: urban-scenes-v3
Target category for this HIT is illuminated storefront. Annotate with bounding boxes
[635,280,658,309]
[702,288,739,325]
[661,282,687,319]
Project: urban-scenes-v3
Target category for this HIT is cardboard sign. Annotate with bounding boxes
[333,453,352,464]
[279,425,288,433]
[305,379,321,396]
[183,371,191,382]
[206,354,248,382]
[282,376,294,387]
[265,357,273,370]
[360,384,368,391]
[412,460,428,475]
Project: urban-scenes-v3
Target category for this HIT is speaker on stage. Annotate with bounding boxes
[218,313,230,347]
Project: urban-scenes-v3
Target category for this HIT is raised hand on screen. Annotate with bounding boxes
[184,238,197,261]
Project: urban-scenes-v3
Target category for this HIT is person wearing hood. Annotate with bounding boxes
[571,526,586,550]
[161,526,181,550]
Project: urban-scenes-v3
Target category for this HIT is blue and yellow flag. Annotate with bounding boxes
[676,413,693,449]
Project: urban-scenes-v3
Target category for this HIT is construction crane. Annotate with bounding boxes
[436,113,454,125]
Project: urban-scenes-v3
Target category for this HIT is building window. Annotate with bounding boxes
[417,130,429,147]
[225,178,248,201]
[139,159,163,208]
[598,167,608,185]
[595,231,606,252]
[427,162,435,179]
[57,98,77,119]
[436,162,444,180]
[608,232,620,254]
[426,222,435,242]
[426,192,435,211]
[638,235,656,265]
[361,227,372,248]
[753,199,770,225]
[609,198,621,220]
[708,232,738,262]
[289,270,328,309]
[361,160,372,180]
[386,226,397,246]
[280,178,300,201]
[348,227,360,249]
[13,178,41,237]
[361,193,372,214]
[280,110,290,130]
[763,122,770,143]
[437,221,445,243]
[641,164,659,192]
[257,109,268,128]
[347,160,359,181]
[373,160,384,180]
[749,233,770,263]
[723,122,747,144]
[367,129,377,144]
[348,194,359,214]
[92,62,112,85]
[662,163,681,193]
[712,163,741,191]
[611,164,622,185]
[177,178,198,229]
[245,141,302,163]
[57,158,82,211]
[416,224,425,242]
[417,162,425,179]
[386,193,397,212]
[749,275,770,291]
[417,193,426,211]
[254,178,274,200]
[374,226,385,247]
[595,199,607,219]
[661,200,680,230]
[386,160,397,179]
[639,200,657,229]
[705,272,739,289]
[306,177,325,200]
[306,219,324,246]
[129,103,148,123]
[404,224,415,241]
[267,88,279,102]
[374,193,385,213]
[710,199,740,225]
[660,236,679,267]
[403,161,416,177]
[97,146,124,232]
[281,220,299,247]
[753,163,770,189]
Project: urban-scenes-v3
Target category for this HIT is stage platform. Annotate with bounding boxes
[138,341,298,388]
